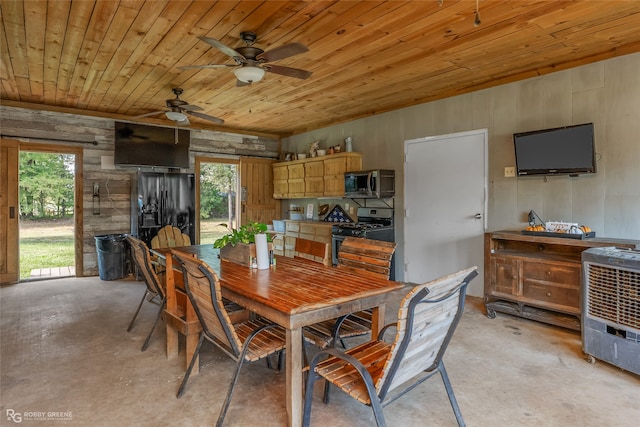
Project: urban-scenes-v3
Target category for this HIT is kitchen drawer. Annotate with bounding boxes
[522,261,580,286]
[300,233,315,241]
[522,281,580,312]
[300,223,317,235]
[286,222,300,233]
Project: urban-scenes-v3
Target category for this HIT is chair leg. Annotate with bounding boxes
[438,362,465,427]
[322,379,331,404]
[127,290,149,332]
[176,333,205,398]
[215,356,247,427]
[141,298,165,352]
[302,369,320,427]
[217,324,279,426]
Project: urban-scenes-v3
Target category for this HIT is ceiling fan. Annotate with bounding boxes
[135,88,224,125]
[178,31,312,86]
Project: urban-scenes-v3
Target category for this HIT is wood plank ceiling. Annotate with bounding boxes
[2,1,640,137]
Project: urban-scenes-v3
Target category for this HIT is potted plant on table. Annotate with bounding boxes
[213,222,272,267]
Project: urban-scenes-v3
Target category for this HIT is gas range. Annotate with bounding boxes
[331,207,395,277]
[332,222,391,237]
[331,207,394,237]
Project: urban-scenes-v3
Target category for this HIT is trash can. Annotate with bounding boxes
[95,234,129,280]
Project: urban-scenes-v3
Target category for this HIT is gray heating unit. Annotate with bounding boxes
[581,247,640,375]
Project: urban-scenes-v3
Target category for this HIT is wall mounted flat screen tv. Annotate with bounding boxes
[514,123,596,176]
[114,121,190,168]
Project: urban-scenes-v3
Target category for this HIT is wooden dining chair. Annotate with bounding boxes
[171,250,286,426]
[304,237,398,350]
[303,266,479,427]
[149,225,191,276]
[151,224,191,249]
[126,235,166,352]
[294,237,330,266]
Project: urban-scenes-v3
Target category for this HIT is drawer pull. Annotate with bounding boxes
[546,292,552,297]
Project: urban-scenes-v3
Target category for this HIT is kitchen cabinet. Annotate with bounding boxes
[272,152,362,199]
[323,154,362,197]
[273,164,289,199]
[484,230,640,330]
[304,160,324,197]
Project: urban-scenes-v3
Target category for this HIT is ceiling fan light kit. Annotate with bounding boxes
[134,88,224,125]
[165,111,188,122]
[234,66,266,83]
[181,31,311,85]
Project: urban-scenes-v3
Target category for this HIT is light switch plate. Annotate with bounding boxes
[504,166,516,177]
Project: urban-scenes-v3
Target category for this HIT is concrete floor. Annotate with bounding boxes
[1,276,638,426]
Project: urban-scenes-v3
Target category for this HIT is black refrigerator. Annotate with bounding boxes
[131,172,195,246]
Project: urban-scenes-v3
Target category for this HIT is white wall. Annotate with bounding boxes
[282,52,640,282]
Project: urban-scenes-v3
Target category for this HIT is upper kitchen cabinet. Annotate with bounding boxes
[323,153,362,197]
[272,152,362,199]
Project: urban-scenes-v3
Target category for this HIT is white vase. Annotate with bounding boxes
[345,137,353,152]
[255,233,270,270]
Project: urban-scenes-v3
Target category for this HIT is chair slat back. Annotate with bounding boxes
[337,237,397,279]
[377,266,478,397]
[151,225,190,250]
[294,238,330,265]
[171,250,242,357]
[126,235,164,298]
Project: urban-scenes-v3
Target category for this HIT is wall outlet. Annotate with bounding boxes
[345,202,350,211]
[504,166,516,177]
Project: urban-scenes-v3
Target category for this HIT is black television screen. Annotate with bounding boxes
[514,123,596,176]
[114,121,190,168]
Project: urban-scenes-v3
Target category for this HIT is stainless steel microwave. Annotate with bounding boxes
[344,169,395,199]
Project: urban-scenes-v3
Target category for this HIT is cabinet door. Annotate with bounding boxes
[304,160,324,197]
[489,256,519,296]
[323,157,346,196]
[273,164,289,181]
[272,164,289,199]
[288,163,305,180]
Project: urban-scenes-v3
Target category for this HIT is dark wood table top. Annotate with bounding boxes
[165,244,404,318]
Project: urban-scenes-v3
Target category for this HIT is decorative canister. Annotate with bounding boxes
[345,137,353,152]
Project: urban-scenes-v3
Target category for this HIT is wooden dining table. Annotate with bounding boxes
[154,244,404,427]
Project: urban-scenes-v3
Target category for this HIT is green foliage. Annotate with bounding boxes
[19,152,75,218]
[213,222,271,248]
[199,163,237,220]
[19,234,74,279]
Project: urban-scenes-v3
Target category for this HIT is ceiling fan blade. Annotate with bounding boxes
[198,36,245,60]
[264,64,312,80]
[187,111,224,125]
[177,64,237,70]
[134,110,166,118]
[257,43,308,62]
[180,104,204,112]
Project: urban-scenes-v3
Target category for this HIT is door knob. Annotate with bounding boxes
[474,213,483,219]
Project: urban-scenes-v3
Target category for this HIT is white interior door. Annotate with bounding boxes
[404,129,487,296]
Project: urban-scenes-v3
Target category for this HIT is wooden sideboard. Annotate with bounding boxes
[484,230,640,330]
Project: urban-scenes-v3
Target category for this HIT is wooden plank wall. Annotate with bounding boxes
[0,105,279,276]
